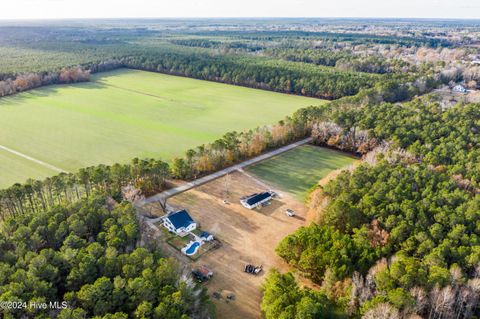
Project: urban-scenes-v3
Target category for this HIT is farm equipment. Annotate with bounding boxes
[244,264,263,275]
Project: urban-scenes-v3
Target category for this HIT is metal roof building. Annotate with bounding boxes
[240,191,273,209]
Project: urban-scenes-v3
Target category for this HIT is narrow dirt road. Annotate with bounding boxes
[137,137,313,206]
[0,144,67,173]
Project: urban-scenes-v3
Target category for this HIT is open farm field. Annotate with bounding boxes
[0,147,58,185]
[0,68,322,187]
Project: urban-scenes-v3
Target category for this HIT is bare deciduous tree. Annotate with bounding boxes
[363,303,400,319]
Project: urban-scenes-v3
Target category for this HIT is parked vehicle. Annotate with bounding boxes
[244,264,263,275]
[286,209,295,217]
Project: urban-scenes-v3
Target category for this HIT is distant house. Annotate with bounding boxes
[240,191,273,209]
[453,85,468,93]
[163,209,197,236]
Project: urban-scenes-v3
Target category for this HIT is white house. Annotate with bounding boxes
[163,209,197,236]
[453,85,467,93]
[240,191,273,209]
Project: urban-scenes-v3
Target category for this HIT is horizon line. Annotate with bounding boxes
[1,16,480,22]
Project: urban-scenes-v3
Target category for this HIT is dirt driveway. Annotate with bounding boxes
[164,171,307,319]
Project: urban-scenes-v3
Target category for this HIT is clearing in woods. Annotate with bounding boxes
[245,145,358,200]
[0,68,322,187]
[155,147,356,319]
[161,171,308,319]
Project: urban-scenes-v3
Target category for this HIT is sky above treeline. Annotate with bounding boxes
[2,0,480,20]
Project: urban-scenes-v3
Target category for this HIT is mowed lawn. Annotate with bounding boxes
[0,69,322,187]
[246,145,357,200]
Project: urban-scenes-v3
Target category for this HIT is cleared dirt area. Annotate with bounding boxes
[140,149,358,318]
[160,171,307,319]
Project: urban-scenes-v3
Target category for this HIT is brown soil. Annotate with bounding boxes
[142,159,359,319]
[165,171,307,319]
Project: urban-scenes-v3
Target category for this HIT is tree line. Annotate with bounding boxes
[0,158,169,221]
[0,35,387,100]
[119,51,381,99]
[261,270,335,319]
[189,30,452,47]
[0,46,387,100]
[171,113,311,180]
[3,26,450,102]
[0,24,458,103]
[0,67,90,97]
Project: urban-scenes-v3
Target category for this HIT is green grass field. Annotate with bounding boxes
[0,69,322,187]
[246,145,357,200]
[0,148,58,185]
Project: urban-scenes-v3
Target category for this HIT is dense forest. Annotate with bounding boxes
[261,270,335,319]
[269,98,480,318]
[264,48,403,74]
[0,195,213,318]
[3,23,470,103]
[186,30,453,47]
[2,21,472,102]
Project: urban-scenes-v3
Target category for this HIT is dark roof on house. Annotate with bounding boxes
[167,209,194,229]
[245,192,272,206]
[200,231,211,238]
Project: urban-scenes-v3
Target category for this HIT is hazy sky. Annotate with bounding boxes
[1,0,480,20]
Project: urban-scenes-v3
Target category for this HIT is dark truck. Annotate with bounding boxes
[244,264,262,275]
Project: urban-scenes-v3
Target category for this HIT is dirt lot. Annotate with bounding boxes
[159,171,307,319]
[433,86,480,109]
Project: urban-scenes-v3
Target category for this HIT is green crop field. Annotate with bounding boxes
[0,148,59,186]
[246,145,357,200]
[0,68,322,187]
